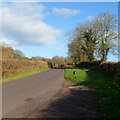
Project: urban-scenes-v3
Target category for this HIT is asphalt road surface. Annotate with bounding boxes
[2,69,65,118]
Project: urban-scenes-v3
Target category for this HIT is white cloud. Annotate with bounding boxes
[52,7,80,17]
[0,32,19,48]
[1,3,61,47]
[0,37,19,48]
[87,16,94,21]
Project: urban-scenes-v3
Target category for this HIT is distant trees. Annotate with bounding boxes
[2,46,25,59]
[52,56,65,66]
[31,56,50,62]
[14,49,25,59]
[2,46,15,59]
[31,56,42,61]
[1,46,51,63]
[67,12,118,62]
[65,57,73,65]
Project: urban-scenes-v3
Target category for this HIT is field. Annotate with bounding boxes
[64,67,120,118]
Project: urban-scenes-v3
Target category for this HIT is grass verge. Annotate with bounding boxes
[64,67,89,84]
[64,67,120,118]
[2,67,50,84]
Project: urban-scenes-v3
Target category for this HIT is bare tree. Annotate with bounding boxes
[52,56,65,66]
[31,56,42,61]
[67,12,117,62]
[68,21,99,62]
[14,49,25,59]
[95,12,118,61]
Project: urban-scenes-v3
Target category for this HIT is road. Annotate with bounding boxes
[2,69,65,118]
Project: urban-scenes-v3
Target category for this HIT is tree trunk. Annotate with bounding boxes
[101,47,110,62]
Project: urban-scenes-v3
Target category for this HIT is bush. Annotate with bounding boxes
[77,61,120,79]
[2,59,48,78]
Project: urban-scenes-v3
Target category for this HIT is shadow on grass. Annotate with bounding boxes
[79,69,96,85]
[38,68,120,118]
[81,69,120,118]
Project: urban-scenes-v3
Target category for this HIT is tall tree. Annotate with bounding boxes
[74,21,99,62]
[95,12,117,61]
[67,12,117,62]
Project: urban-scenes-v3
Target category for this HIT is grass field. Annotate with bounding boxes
[64,67,120,118]
[2,67,50,84]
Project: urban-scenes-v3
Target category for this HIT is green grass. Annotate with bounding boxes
[64,67,89,84]
[64,67,120,118]
[2,67,50,83]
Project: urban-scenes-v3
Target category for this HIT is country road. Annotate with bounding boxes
[2,69,65,118]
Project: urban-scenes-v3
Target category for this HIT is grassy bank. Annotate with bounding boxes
[64,67,120,118]
[2,59,48,78]
[2,67,50,84]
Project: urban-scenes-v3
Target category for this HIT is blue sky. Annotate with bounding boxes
[1,2,118,61]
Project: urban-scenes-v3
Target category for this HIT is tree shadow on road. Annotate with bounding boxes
[33,80,101,119]
[52,67,65,69]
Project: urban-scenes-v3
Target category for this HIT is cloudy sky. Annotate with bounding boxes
[1,2,118,61]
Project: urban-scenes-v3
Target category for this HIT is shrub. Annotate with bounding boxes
[2,59,48,78]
